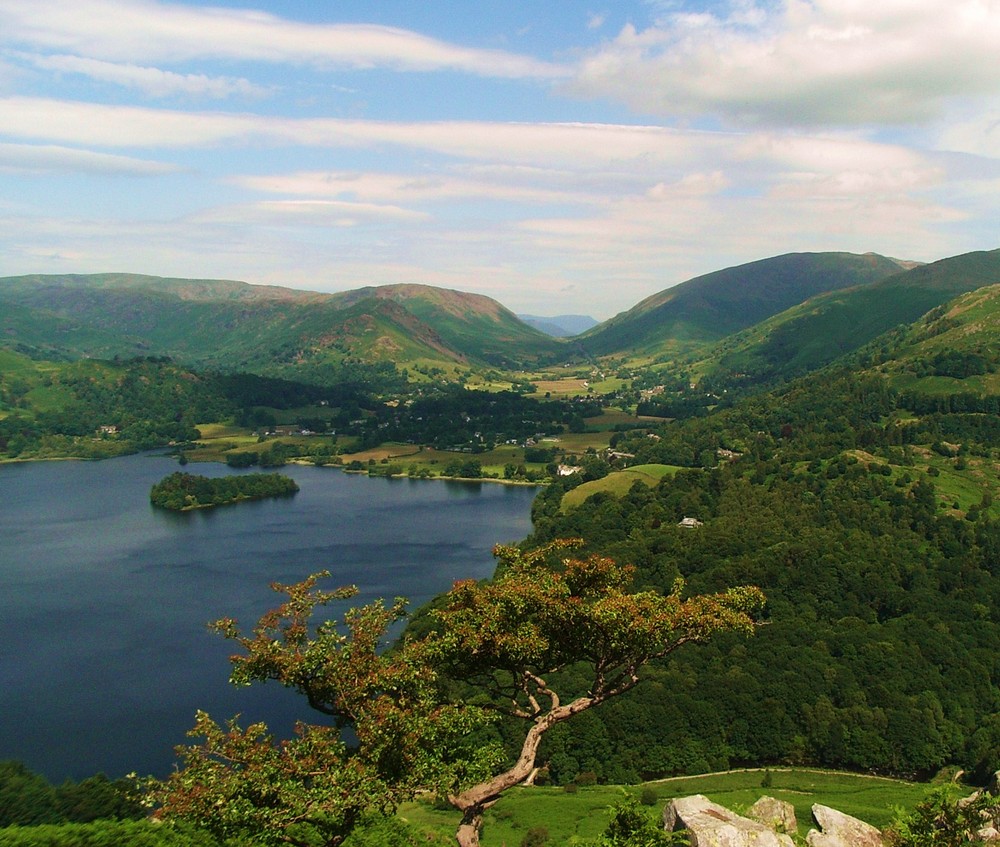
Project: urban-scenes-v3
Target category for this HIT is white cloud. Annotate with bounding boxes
[587,12,608,30]
[0,97,726,167]
[936,108,1000,159]
[193,198,429,226]
[0,142,180,175]
[568,0,1000,128]
[23,53,269,99]
[0,0,567,79]
[229,170,600,207]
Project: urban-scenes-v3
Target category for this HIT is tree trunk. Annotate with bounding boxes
[455,810,483,847]
[450,694,595,846]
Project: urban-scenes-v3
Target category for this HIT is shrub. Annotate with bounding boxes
[519,826,549,847]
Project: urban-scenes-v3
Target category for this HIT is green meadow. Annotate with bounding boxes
[399,769,934,845]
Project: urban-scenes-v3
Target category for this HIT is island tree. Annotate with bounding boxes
[157,542,764,847]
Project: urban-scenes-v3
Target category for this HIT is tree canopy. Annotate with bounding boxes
[157,546,763,847]
[434,541,764,846]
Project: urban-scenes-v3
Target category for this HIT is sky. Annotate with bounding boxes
[1,0,999,318]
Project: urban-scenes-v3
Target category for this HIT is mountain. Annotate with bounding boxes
[517,314,600,337]
[697,249,1000,389]
[863,283,1000,396]
[0,274,566,372]
[577,252,908,357]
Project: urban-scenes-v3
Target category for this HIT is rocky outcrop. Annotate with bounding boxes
[806,804,884,847]
[663,794,794,847]
[960,772,1000,840]
[748,797,797,835]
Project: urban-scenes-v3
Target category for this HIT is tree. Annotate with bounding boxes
[156,575,495,847]
[433,541,765,847]
[157,545,764,847]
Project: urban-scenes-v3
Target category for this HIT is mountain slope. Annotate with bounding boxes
[862,283,1000,397]
[698,248,1000,389]
[0,274,566,372]
[578,252,907,357]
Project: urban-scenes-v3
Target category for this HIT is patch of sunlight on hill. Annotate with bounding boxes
[561,464,680,511]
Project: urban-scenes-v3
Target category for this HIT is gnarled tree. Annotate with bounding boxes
[157,542,764,847]
[156,574,496,847]
[433,540,765,847]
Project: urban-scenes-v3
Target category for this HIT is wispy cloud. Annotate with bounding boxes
[230,170,601,207]
[193,198,430,226]
[0,142,181,175]
[0,0,568,79]
[22,53,270,99]
[0,96,942,178]
[568,0,1000,128]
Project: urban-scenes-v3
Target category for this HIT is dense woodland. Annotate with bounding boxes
[0,354,601,468]
[511,369,1000,785]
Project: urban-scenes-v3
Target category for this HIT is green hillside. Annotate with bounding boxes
[698,249,1000,390]
[0,273,566,373]
[863,284,1000,397]
[354,283,566,367]
[578,252,906,357]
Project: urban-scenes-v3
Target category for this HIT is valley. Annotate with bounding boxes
[4,246,1000,845]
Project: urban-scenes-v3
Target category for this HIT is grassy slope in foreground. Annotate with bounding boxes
[400,769,931,845]
[560,464,680,511]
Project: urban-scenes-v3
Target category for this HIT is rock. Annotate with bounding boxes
[664,795,793,847]
[807,804,883,847]
[988,771,1000,797]
[748,796,798,835]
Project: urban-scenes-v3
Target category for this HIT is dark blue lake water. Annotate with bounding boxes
[0,454,537,781]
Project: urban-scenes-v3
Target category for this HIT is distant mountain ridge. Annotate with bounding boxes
[518,314,599,337]
[578,252,908,357]
[697,249,1000,389]
[0,274,565,371]
[5,249,999,385]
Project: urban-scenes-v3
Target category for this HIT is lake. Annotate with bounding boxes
[0,454,537,781]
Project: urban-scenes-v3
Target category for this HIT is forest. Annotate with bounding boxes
[0,355,603,466]
[511,368,1000,785]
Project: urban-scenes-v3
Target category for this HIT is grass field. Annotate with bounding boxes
[399,768,934,845]
[561,464,680,511]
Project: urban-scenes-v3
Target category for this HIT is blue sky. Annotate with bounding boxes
[1,0,998,318]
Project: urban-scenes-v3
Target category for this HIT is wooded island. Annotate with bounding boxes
[149,471,299,511]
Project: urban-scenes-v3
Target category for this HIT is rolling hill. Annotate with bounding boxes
[860,283,1000,397]
[0,274,567,373]
[696,249,1000,389]
[577,252,908,357]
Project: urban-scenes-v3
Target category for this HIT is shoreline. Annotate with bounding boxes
[296,459,546,487]
[2,452,549,488]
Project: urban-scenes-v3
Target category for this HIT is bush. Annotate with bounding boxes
[519,826,549,847]
[885,786,1000,847]
[0,820,222,847]
[599,798,674,846]
[640,787,658,806]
